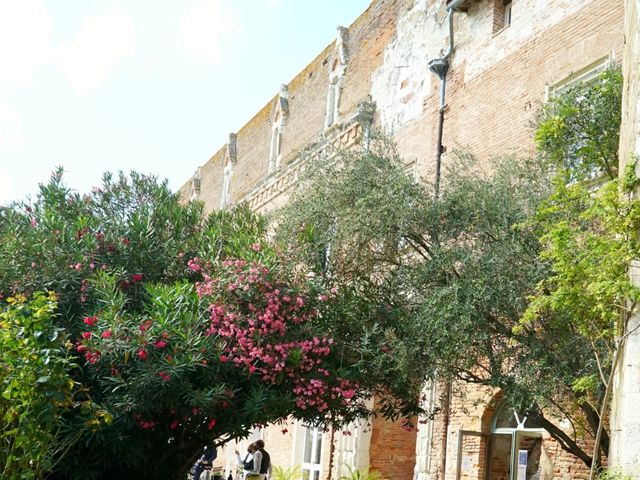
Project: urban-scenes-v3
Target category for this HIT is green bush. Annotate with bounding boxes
[0,292,90,479]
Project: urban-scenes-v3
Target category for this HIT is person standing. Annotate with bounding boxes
[234,443,256,480]
[194,445,217,480]
[248,440,271,480]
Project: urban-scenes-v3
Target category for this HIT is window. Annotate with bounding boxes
[190,167,201,201]
[547,56,612,98]
[268,86,288,174]
[487,401,544,480]
[324,79,339,129]
[504,1,512,27]
[302,426,323,480]
[493,0,513,33]
[220,134,237,209]
[324,27,349,129]
[268,120,283,173]
[220,162,232,208]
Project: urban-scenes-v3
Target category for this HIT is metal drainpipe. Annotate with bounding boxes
[430,59,449,199]
[429,0,464,199]
[428,3,464,478]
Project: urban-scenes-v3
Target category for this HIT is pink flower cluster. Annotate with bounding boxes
[135,414,156,430]
[194,257,360,414]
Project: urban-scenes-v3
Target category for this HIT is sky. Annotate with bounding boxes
[0,0,370,205]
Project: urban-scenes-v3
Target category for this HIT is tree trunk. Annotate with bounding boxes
[527,410,593,467]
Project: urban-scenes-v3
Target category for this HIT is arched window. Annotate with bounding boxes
[268,85,288,174]
[487,400,544,480]
[220,133,237,209]
[190,167,201,201]
[220,160,232,209]
[324,26,349,130]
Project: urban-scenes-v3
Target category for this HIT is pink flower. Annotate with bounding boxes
[159,371,171,381]
[187,258,201,272]
[30,217,37,227]
[101,330,112,339]
[83,316,98,327]
[219,355,228,363]
[251,243,261,252]
[154,340,166,349]
[74,263,82,271]
[342,389,356,399]
[85,351,101,364]
[131,273,144,283]
[137,349,148,360]
[139,420,155,429]
[81,331,92,340]
[139,320,152,332]
[207,418,216,430]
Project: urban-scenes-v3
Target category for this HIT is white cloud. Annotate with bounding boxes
[0,2,135,97]
[0,0,53,86]
[0,98,26,150]
[180,0,239,64]
[55,11,135,97]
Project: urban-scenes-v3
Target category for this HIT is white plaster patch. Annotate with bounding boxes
[413,382,436,480]
[371,0,440,130]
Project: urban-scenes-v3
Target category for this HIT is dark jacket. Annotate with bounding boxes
[258,449,270,474]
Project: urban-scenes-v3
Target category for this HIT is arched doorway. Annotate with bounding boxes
[487,399,545,480]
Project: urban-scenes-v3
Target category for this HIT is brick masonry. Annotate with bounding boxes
[183,1,626,478]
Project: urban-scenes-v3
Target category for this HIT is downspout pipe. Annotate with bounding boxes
[429,0,464,199]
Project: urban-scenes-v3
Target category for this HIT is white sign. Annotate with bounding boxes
[517,450,528,480]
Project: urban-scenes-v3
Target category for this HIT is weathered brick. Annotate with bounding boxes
[181,1,625,478]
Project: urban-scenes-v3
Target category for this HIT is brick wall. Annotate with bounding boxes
[180,0,626,478]
[368,402,418,479]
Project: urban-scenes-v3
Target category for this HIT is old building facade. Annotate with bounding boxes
[610,0,640,477]
[179,1,626,478]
